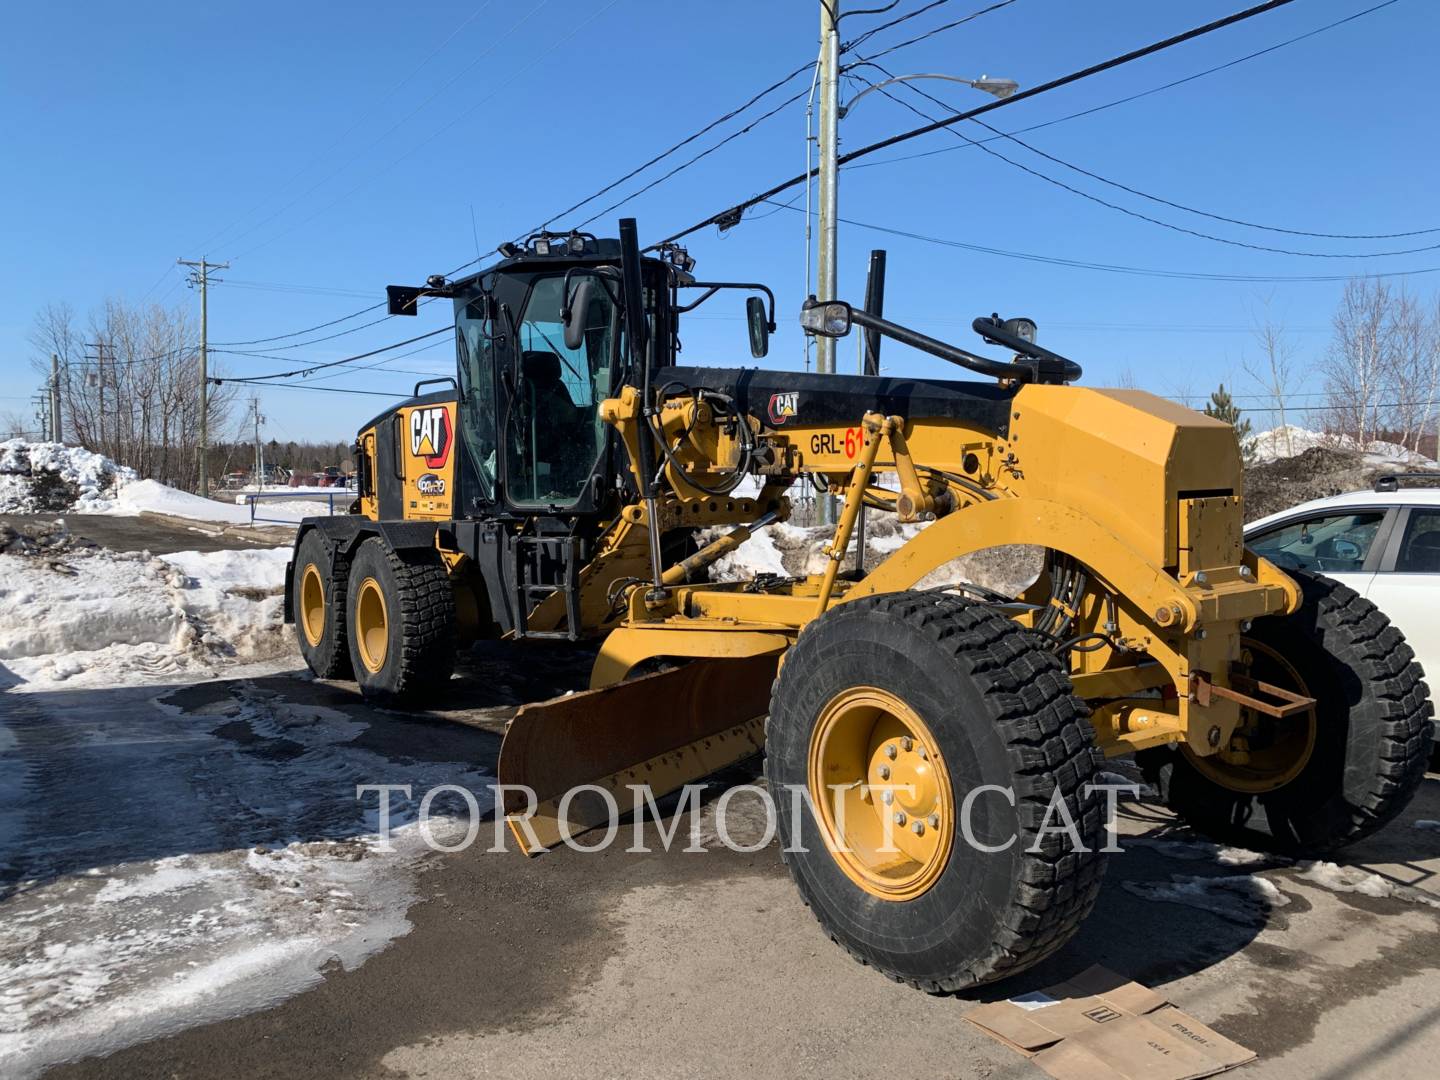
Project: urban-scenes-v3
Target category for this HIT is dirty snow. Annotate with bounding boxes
[1122,835,1278,867]
[1251,424,1433,467]
[0,680,493,1079]
[1122,873,1290,925]
[0,545,292,688]
[0,440,136,513]
[705,513,1041,596]
[1296,861,1440,910]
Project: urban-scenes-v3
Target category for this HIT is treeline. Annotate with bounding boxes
[28,299,237,491]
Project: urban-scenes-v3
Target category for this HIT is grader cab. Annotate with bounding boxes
[286,218,1431,992]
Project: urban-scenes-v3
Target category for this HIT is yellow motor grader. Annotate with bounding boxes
[287,218,1431,991]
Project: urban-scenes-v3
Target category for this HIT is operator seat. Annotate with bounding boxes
[520,350,589,495]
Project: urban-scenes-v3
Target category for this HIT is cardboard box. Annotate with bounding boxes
[965,965,1254,1080]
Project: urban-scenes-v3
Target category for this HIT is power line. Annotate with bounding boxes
[215,326,455,385]
[760,199,1440,283]
[649,0,1304,250]
[209,302,388,347]
[521,59,819,239]
[848,0,1405,173]
[844,0,1020,61]
[858,68,1440,258]
[843,0,957,51]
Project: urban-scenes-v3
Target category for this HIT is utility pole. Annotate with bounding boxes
[178,257,228,497]
[250,396,265,489]
[50,353,62,442]
[816,0,841,377]
[84,340,107,450]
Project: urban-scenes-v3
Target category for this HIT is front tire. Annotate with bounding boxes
[1139,570,1432,853]
[766,592,1106,992]
[346,537,456,707]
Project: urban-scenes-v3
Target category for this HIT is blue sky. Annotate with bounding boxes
[2,0,1436,444]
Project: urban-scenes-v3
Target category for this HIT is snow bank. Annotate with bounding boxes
[0,440,136,513]
[0,546,292,687]
[1251,424,1432,467]
[104,480,334,524]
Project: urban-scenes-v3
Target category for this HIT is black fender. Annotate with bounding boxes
[284,516,448,623]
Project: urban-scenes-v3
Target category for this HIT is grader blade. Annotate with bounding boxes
[496,655,777,853]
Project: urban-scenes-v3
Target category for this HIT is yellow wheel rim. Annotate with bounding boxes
[354,576,389,674]
[807,686,953,902]
[299,564,326,648]
[1188,638,1318,794]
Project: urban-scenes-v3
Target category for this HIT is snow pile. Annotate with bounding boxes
[0,440,136,513]
[102,480,335,525]
[1251,424,1432,467]
[705,515,1043,597]
[0,545,292,687]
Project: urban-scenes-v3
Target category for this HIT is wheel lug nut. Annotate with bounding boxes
[884,744,897,760]
[917,746,927,760]
[912,820,925,835]
[878,764,891,780]
[928,814,940,828]
[882,790,894,805]
[894,811,906,826]
[900,736,913,752]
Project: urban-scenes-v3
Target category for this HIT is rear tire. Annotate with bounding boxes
[766,592,1106,992]
[292,529,352,680]
[346,537,456,707]
[1139,570,1432,854]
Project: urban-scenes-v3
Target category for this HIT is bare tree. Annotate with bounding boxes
[1242,297,1299,459]
[1322,278,1393,447]
[1383,287,1430,452]
[27,298,235,491]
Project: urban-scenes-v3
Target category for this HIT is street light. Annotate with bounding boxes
[838,73,1019,118]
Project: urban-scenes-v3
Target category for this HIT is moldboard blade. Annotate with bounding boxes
[496,655,777,853]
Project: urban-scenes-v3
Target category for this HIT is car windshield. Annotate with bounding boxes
[1249,510,1385,573]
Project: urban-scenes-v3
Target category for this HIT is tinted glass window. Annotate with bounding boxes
[1394,509,1440,573]
[1249,511,1385,573]
[506,275,616,507]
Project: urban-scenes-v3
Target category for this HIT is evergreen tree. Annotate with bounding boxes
[1204,383,1255,462]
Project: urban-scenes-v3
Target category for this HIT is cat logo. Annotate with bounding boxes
[767,391,798,426]
[409,406,452,468]
[416,473,446,496]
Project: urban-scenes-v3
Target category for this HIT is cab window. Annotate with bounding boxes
[505,274,617,507]
[1249,510,1385,573]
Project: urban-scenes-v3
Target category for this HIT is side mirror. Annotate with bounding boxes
[746,295,770,358]
[799,298,852,338]
[563,279,595,351]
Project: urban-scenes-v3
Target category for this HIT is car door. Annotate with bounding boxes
[1245,507,1392,596]
[1365,506,1440,682]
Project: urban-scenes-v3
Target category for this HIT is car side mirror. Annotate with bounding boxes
[746,295,770,358]
[563,279,595,351]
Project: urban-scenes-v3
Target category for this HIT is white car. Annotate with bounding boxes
[1245,474,1440,683]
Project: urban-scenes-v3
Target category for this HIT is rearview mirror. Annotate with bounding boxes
[799,298,852,338]
[746,295,770,358]
[563,279,595,351]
